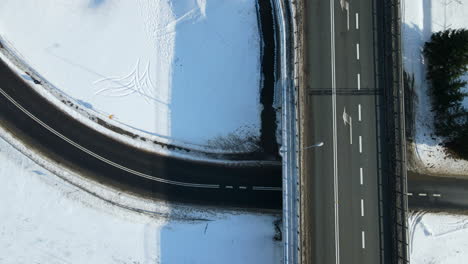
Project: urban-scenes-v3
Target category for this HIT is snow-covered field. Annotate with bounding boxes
[0,0,262,148]
[410,211,468,264]
[0,134,282,263]
[402,0,468,176]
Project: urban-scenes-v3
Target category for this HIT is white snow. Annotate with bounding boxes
[0,49,281,166]
[0,0,262,147]
[402,0,468,176]
[0,132,282,263]
[410,211,468,264]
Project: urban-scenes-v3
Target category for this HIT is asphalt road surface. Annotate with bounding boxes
[300,0,383,263]
[408,171,468,211]
[0,56,282,210]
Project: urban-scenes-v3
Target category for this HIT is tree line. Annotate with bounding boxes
[423,28,468,158]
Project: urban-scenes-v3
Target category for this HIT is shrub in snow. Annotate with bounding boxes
[423,29,468,158]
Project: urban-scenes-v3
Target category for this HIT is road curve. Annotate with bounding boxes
[0,56,281,210]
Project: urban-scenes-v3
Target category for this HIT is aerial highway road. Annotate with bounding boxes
[0,57,282,210]
[300,0,385,263]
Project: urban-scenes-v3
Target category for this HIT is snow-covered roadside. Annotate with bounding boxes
[409,211,468,264]
[0,0,263,152]
[402,0,468,176]
[0,132,282,263]
[0,47,281,167]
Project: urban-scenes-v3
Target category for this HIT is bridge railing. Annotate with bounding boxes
[275,0,300,263]
[376,0,410,262]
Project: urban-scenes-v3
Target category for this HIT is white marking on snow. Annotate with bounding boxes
[94,59,162,103]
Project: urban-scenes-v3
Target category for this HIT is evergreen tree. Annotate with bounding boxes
[423,28,468,158]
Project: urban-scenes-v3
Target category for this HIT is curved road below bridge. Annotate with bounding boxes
[0,57,282,209]
[0,0,283,211]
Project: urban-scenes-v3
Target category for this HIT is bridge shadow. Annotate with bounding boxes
[402,0,441,153]
[145,211,282,263]
[168,0,262,147]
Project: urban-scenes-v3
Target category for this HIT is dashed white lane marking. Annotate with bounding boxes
[361,199,365,217]
[407,192,413,196]
[433,193,442,197]
[357,73,361,90]
[418,193,428,197]
[360,168,363,185]
[356,43,360,60]
[356,13,359,29]
[358,104,362,121]
[359,136,362,153]
[239,186,247,190]
[361,231,366,249]
[225,186,233,189]
[0,88,219,189]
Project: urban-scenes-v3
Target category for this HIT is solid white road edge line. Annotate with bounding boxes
[330,0,340,262]
[0,87,220,189]
[252,186,282,191]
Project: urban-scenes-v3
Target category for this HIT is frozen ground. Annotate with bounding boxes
[402,0,468,176]
[410,211,468,264]
[0,134,282,264]
[0,0,261,148]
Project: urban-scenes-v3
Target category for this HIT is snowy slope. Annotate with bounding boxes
[0,0,261,147]
[410,211,468,264]
[402,0,468,176]
[0,134,282,264]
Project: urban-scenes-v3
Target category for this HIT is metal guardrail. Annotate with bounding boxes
[376,0,410,262]
[282,0,410,263]
[275,0,300,263]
